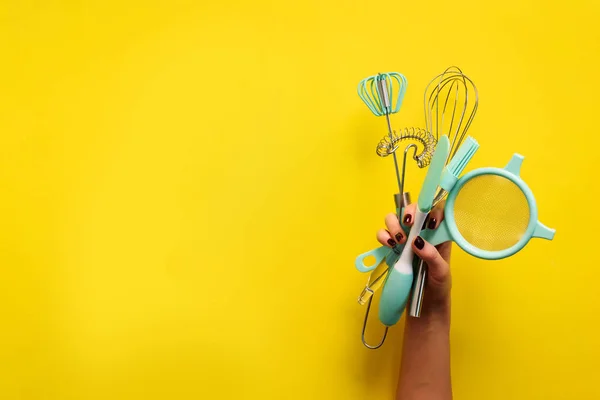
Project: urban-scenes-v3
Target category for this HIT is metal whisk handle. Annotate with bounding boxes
[395,192,411,211]
[377,76,391,111]
[408,259,427,317]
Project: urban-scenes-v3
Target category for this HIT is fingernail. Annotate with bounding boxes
[428,218,437,230]
[403,214,412,224]
[395,232,403,242]
[387,238,396,247]
[414,236,425,250]
[422,216,429,230]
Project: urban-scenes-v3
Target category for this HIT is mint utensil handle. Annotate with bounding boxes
[355,204,410,273]
[378,267,414,326]
[396,210,427,272]
[378,210,427,326]
[355,246,391,273]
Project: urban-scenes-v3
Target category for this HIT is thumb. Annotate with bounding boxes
[412,236,452,300]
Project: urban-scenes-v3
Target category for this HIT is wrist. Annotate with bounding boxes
[407,298,451,330]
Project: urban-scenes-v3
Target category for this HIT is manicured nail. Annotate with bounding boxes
[422,216,429,229]
[387,238,396,247]
[395,232,403,242]
[428,217,437,230]
[414,236,425,250]
[403,214,412,224]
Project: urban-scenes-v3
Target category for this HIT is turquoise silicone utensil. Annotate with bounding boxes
[377,135,450,327]
[435,136,480,204]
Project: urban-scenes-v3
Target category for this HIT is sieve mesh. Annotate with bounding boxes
[453,174,530,251]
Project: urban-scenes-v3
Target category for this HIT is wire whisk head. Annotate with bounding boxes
[376,127,437,168]
[424,66,478,159]
[358,72,407,117]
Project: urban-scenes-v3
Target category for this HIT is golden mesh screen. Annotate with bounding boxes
[453,174,530,251]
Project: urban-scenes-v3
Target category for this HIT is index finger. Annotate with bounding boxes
[427,200,446,230]
[402,203,417,227]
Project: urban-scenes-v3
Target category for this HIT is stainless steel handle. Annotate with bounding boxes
[408,259,427,317]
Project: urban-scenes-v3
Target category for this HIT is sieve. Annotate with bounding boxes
[420,153,555,258]
[363,152,556,327]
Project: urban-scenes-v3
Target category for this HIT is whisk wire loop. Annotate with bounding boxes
[424,66,479,160]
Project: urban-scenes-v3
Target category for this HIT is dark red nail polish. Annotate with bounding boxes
[395,232,403,242]
[414,236,425,250]
[403,214,412,224]
[428,217,437,230]
[387,238,396,247]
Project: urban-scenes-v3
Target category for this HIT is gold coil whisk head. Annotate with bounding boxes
[425,66,479,159]
[376,127,437,168]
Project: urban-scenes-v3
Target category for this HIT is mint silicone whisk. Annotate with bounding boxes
[358,73,436,218]
[358,73,407,214]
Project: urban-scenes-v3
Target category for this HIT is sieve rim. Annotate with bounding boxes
[445,166,538,260]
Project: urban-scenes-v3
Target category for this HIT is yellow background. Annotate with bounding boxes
[0,1,597,399]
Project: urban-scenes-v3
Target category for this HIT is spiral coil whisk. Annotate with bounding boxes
[376,127,436,168]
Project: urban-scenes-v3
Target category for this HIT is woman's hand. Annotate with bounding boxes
[379,201,454,400]
[376,201,451,318]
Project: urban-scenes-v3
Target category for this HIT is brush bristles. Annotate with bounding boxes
[447,137,479,176]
